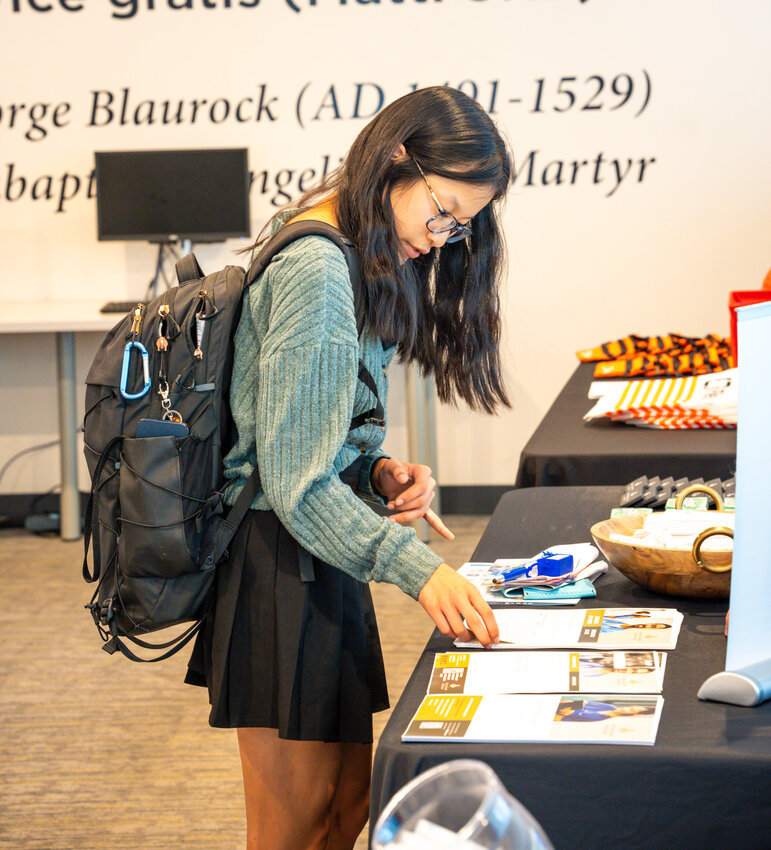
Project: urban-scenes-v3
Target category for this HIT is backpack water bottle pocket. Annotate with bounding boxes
[118,434,204,578]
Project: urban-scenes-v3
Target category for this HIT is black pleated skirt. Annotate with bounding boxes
[185,507,389,744]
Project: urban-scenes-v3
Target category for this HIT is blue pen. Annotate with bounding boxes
[491,562,537,584]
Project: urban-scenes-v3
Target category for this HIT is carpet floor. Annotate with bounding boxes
[0,515,488,850]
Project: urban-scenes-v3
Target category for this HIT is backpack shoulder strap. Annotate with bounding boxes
[250,222,382,427]
[246,220,365,337]
[206,223,378,568]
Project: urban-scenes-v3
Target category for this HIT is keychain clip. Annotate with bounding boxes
[120,341,150,400]
[157,379,184,424]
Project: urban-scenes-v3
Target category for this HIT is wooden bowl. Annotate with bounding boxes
[590,515,732,599]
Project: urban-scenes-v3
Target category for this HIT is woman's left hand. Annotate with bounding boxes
[372,458,454,540]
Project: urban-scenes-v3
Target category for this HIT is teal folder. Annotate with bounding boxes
[501,578,596,601]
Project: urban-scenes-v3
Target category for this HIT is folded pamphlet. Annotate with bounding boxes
[402,692,664,745]
[455,608,683,651]
[428,650,665,695]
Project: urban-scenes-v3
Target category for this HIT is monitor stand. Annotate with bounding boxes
[144,238,192,301]
[100,239,194,314]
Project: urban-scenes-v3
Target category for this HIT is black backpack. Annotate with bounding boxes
[82,221,382,662]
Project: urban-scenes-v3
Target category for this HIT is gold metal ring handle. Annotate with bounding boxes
[692,526,734,573]
[675,483,724,511]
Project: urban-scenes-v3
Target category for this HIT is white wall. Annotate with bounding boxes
[1,0,769,496]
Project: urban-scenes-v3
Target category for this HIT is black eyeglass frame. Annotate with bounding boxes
[410,156,472,244]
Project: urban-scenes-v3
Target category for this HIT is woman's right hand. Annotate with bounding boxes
[418,563,499,648]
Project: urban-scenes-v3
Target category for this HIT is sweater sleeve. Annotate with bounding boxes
[356,451,390,504]
[252,237,442,599]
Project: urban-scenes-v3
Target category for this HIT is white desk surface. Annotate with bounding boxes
[0,301,122,334]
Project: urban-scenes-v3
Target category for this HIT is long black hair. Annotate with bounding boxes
[251,86,513,413]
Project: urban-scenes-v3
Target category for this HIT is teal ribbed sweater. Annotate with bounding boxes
[223,232,443,599]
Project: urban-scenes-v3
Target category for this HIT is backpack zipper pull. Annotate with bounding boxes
[130,304,145,338]
[193,289,208,360]
[194,317,205,360]
[156,304,170,352]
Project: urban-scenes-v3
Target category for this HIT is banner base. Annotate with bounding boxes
[698,658,771,706]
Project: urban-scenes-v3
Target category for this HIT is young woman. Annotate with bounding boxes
[186,85,513,849]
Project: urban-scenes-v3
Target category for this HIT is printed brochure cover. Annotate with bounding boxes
[454,608,683,651]
[428,650,665,695]
[402,693,664,746]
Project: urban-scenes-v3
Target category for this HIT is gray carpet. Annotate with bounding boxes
[0,516,488,850]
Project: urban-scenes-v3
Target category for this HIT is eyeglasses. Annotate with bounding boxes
[410,156,472,243]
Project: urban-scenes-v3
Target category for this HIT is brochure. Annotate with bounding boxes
[428,650,665,695]
[402,693,664,745]
[454,608,683,650]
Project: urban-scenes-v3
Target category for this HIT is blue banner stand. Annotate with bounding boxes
[698,301,771,707]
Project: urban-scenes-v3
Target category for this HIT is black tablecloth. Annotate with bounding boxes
[370,488,771,850]
[514,363,737,487]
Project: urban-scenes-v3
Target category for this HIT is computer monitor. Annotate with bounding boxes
[94,148,251,243]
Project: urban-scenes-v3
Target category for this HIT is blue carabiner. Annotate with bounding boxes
[120,340,150,400]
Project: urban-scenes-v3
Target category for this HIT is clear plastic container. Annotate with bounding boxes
[372,759,554,849]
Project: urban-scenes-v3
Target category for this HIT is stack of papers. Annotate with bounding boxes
[584,369,738,429]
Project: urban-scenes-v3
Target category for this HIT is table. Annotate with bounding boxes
[514,363,737,488]
[0,302,118,540]
[370,487,771,850]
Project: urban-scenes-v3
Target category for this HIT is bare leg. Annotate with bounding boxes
[325,742,372,850]
[237,728,369,850]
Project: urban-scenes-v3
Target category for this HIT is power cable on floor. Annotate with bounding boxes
[0,440,61,529]
[0,439,60,489]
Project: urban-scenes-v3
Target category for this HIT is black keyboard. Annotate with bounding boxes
[100,300,147,314]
